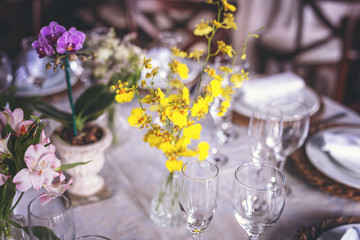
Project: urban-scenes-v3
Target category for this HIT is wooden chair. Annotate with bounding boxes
[126,0,235,52]
[256,0,360,100]
[337,16,360,110]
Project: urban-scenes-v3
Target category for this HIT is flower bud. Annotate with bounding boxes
[60,64,65,70]
[54,57,60,65]
[53,66,57,72]
[69,54,78,61]
[46,63,52,70]
[80,55,88,61]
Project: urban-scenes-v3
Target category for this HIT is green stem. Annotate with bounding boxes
[8,192,24,218]
[64,57,77,136]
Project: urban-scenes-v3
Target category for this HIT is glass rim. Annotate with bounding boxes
[181,159,219,182]
[28,193,72,219]
[234,162,286,191]
[75,235,111,240]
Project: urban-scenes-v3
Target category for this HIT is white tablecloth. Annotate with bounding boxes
[14,94,360,240]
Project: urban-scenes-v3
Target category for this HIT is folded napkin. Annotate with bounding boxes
[322,131,360,174]
[242,71,306,104]
[341,227,360,240]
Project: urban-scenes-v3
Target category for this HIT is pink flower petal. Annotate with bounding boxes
[0,173,9,186]
[13,168,32,192]
[29,172,44,191]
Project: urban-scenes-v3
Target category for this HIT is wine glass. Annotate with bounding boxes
[0,51,13,92]
[271,99,310,170]
[75,235,110,240]
[232,162,286,240]
[179,159,219,240]
[28,193,76,240]
[248,104,283,167]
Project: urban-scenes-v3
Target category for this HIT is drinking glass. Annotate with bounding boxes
[232,162,286,240]
[179,160,219,240]
[28,193,76,240]
[75,235,110,240]
[248,104,283,167]
[0,51,13,92]
[271,99,310,170]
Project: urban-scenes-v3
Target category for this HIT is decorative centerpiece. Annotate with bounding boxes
[0,107,84,239]
[82,28,145,145]
[31,22,115,198]
[111,0,260,227]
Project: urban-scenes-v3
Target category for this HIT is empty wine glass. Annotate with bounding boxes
[271,99,310,170]
[75,235,110,240]
[179,159,219,240]
[28,193,76,240]
[232,162,286,240]
[248,104,283,167]
[0,51,13,92]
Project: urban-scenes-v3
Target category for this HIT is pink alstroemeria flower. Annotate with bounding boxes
[0,173,9,186]
[41,172,73,205]
[0,134,11,157]
[13,144,61,192]
[0,108,33,136]
[39,130,56,154]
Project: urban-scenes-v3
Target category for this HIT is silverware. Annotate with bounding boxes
[310,112,347,133]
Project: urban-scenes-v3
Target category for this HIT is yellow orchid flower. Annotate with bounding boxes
[188,49,204,61]
[217,41,234,57]
[112,81,135,103]
[128,108,150,129]
[169,59,189,80]
[210,79,222,97]
[222,0,236,12]
[171,47,188,58]
[223,13,237,30]
[197,141,210,160]
[194,20,213,36]
[183,123,202,140]
[166,159,183,172]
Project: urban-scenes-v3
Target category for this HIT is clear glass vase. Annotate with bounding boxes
[150,171,182,228]
[0,214,26,240]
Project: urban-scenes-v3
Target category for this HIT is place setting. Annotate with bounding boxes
[232,71,324,126]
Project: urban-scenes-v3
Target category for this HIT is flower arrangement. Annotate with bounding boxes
[31,22,114,143]
[112,0,260,171]
[83,28,144,87]
[0,107,83,239]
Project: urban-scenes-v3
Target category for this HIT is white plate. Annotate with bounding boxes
[317,223,360,240]
[15,60,81,97]
[140,47,201,90]
[234,87,321,118]
[306,126,360,189]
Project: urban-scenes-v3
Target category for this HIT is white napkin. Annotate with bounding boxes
[341,227,360,240]
[242,71,305,104]
[322,131,360,174]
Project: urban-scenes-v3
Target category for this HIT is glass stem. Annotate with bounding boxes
[249,236,259,240]
[192,232,201,240]
[276,155,287,170]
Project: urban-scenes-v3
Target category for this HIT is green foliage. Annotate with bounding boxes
[33,84,115,132]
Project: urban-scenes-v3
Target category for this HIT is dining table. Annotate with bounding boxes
[12,85,360,240]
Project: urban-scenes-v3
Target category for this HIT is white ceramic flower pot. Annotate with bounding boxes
[52,124,112,196]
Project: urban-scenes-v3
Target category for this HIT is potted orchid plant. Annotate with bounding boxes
[0,107,84,239]
[30,22,114,197]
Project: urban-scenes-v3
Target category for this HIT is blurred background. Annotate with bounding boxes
[0,0,360,111]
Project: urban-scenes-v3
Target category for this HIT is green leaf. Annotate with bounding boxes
[33,102,73,127]
[58,161,91,171]
[23,226,61,240]
[74,84,109,115]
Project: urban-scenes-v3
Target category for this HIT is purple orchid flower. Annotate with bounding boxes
[40,21,66,45]
[32,34,55,58]
[56,27,85,54]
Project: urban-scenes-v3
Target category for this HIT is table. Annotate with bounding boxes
[14,95,360,240]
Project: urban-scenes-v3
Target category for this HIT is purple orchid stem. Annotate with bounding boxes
[64,57,77,136]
